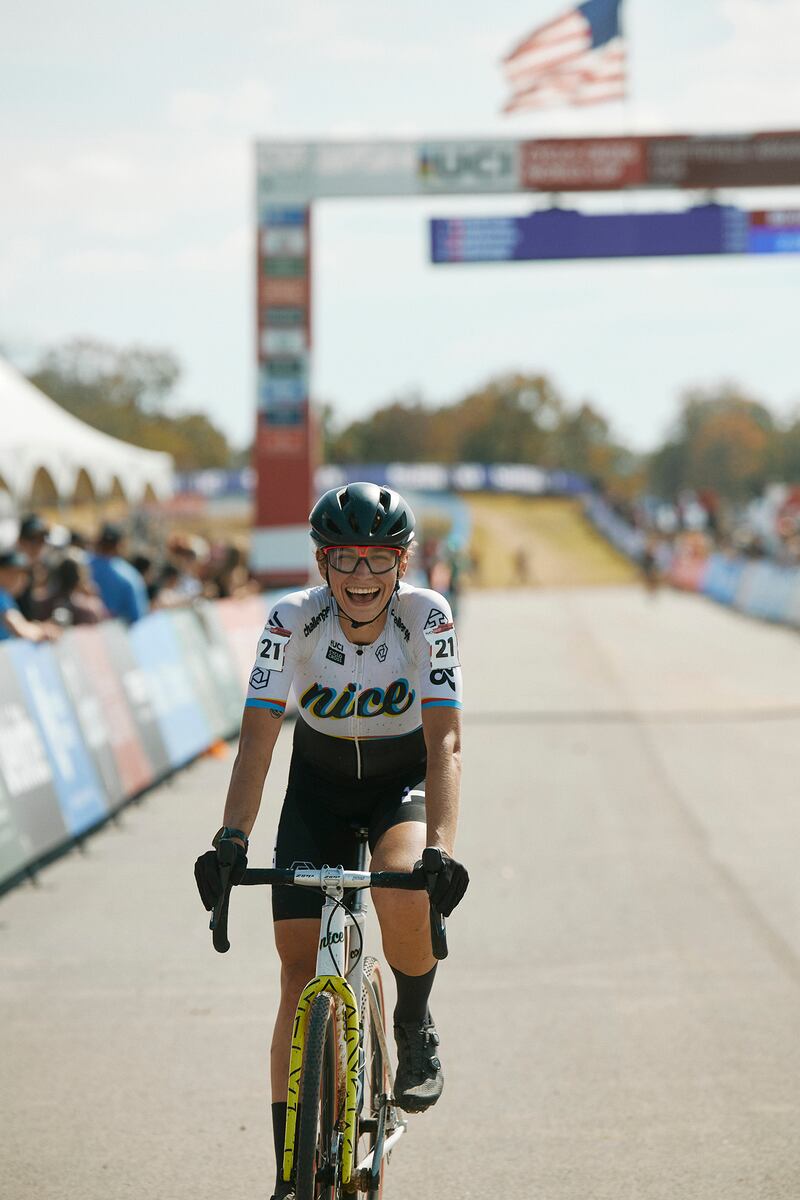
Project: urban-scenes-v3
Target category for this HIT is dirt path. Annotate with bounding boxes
[466,494,637,588]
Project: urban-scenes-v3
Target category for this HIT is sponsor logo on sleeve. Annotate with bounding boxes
[430,667,457,691]
[249,667,271,691]
[303,605,330,637]
[424,606,448,631]
[392,610,410,642]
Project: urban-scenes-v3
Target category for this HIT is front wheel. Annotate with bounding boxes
[358,957,389,1200]
[295,993,342,1200]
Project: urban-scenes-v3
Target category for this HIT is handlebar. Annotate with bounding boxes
[210,848,449,960]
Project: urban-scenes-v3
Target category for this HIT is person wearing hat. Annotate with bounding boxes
[88,523,149,624]
[195,483,468,1200]
[0,550,57,642]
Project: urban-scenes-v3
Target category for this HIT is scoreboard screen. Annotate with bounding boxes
[430,205,800,264]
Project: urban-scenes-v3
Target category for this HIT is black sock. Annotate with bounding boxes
[391,964,437,1025]
[271,1102,288,1198]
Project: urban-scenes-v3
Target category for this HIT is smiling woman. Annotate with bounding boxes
[197,480,468,1195]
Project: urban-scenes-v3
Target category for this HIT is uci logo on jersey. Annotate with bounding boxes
[300,678,415,720]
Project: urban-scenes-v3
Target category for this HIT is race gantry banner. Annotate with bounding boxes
[253,205,315,583]
[429,205,800,264]
[253,131,800,580]
[256,132,800,205]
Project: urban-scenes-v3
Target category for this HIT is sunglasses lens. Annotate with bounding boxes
[327,547,399,573]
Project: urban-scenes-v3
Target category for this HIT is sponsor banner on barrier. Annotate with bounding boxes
[783,573,800,628]
[0,767,29,882]
[215,595,270,690]
[0,645,66,866]
[69,625,154,798]
[701,554,746,607]
[193,602,248,732]
[734,561,798,623]
[168,608,237,742]
[101,621,172,782]
[128,613,213,769]
[4,641,108,838]
[55,630,124,810]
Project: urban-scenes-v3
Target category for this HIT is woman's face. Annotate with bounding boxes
[317,545,409,629]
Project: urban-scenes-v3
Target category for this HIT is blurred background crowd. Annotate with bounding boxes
[0,512,259,644]
[605,482,800,571]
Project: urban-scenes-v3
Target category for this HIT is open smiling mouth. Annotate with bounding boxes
[345,584,381,605]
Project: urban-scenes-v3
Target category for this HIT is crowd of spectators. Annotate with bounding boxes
[0,513,260,644]
[603,484,800,571]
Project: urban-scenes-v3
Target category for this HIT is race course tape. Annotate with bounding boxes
[0,596,279,893]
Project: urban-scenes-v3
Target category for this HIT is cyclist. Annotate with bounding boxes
[195,482,468,1200]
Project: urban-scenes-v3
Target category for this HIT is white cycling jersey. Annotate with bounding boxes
[244,582,462,747]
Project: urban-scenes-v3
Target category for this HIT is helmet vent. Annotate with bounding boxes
[387,515,408,537]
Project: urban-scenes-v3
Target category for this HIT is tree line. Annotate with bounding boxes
[23,337,800,500]
[27,338,230,470]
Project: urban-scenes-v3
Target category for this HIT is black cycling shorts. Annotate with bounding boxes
[271,743,427,923]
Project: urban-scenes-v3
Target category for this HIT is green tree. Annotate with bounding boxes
[29,337,231,469]
[648,385,775,499]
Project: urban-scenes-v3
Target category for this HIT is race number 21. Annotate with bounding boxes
[424,622,460,669]
[259,630,289,672]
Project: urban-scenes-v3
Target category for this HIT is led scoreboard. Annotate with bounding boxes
[430,205,800,264]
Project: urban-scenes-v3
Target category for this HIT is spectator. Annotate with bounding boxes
[129,553,161,603]
[15,512,50,620]
[152,563,190,609]
[32,551,109,626]
[166,534,204,599]
[88,523,149,623]
[0,550,57,642]
[207,543,259,600]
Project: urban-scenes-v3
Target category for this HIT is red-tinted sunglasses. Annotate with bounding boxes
[323,545,402,574]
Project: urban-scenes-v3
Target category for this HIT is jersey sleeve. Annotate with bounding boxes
[407,590,463,712]
[244,590,311,717]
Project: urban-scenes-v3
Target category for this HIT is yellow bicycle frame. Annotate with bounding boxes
[283,974,360,1186]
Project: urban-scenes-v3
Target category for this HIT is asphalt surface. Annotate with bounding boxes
[3,586,800,1199]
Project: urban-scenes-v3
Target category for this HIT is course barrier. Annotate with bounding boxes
[584,496,800,633]
[0,595,277,894]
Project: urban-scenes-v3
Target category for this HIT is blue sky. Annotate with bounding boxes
[2,0,799,452]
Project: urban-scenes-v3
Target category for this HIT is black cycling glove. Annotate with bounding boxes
[420,848,469,918]
[194,841,248,911]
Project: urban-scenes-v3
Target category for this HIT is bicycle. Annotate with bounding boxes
[209,831,448,1200]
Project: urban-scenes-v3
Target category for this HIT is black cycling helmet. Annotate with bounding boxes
[309,482,415,549]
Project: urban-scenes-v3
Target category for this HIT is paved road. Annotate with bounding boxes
[3,587,800,1199]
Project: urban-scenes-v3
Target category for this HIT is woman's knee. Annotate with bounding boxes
[274,917,318,988]
[373,886,429,937]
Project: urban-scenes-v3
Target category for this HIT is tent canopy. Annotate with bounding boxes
[0,358,173,504]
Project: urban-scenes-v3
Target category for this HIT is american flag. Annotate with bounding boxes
[501,0,626,112]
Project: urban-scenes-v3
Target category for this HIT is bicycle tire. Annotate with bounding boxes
[296,993,342,1200]
[358,957,389,1200]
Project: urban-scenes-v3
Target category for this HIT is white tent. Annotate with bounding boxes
[0,358,173,504]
